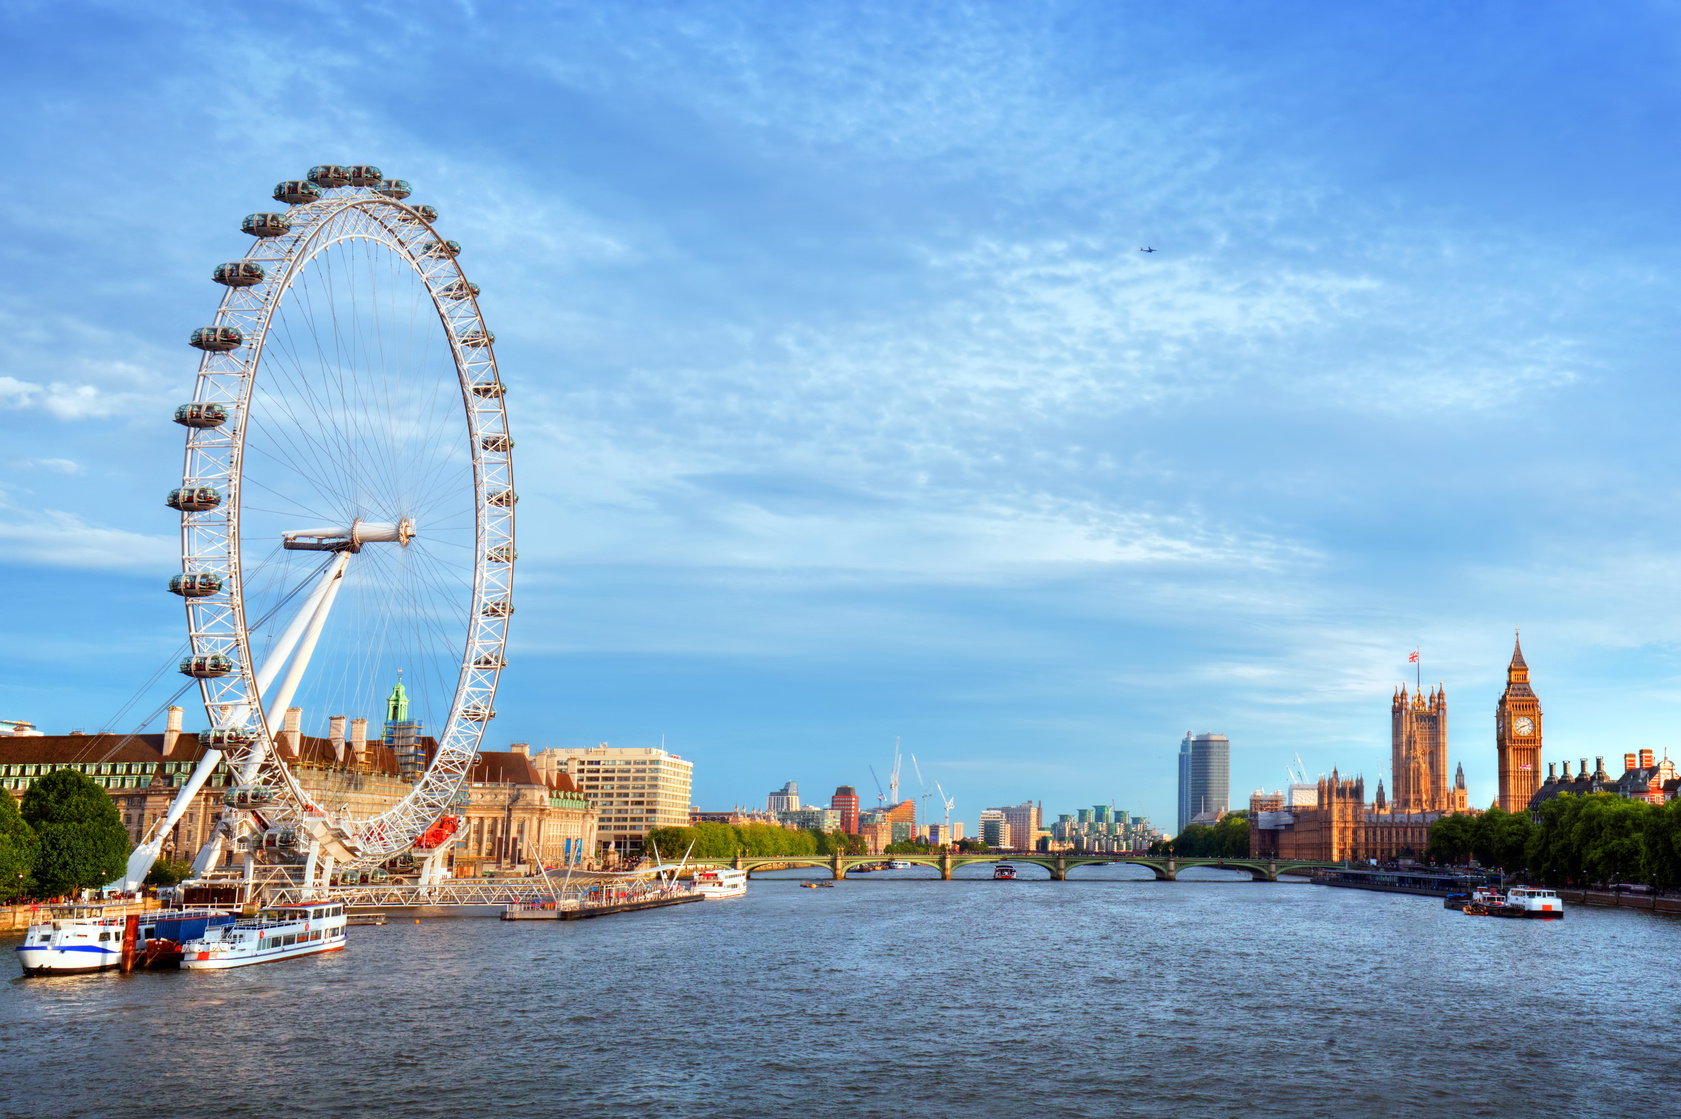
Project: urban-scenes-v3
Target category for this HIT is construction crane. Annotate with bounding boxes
[889,737,902,807]
[868,765,886,807]
[936,781,956,844]
[911,753,933,834]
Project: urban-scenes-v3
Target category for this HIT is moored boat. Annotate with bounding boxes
[888,860,913,870]
[181,902,348,969]
[993,863,1017,880]
[1504,886,1565,919]
[16,906,131,975]
[15,905,238,976]
[693,868,748,899]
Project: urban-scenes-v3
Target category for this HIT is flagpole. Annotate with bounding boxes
[1416,646,1420,693]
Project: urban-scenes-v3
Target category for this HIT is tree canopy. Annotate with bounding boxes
[1427,793,1681,887]
[20,770,130,896]
[1154,811,1250,857]
[644,823,864,860]
[0,791,39,901]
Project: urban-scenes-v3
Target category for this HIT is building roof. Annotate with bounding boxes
[0,729,412,779]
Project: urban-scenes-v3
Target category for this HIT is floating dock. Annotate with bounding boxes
[502,891,702,921]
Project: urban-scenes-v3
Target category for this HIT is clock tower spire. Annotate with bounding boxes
[1495,629,1542,812]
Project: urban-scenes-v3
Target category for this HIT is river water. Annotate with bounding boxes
[2,865,1675,1118]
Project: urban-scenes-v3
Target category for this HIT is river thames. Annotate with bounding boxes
[2,866,1674,1118]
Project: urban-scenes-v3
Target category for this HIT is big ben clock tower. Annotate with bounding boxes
[1495,632,1542,812]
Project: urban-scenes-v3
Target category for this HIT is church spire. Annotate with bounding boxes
[1510,628,1527,671]
[386,669,409,723]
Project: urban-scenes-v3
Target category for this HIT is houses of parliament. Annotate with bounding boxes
[1249,636,1537,862]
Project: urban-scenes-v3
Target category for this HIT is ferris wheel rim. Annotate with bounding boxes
[175,182,514,868]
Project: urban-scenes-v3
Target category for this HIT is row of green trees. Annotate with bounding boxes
[1150,811,1250,858]
[1,770,132,900]
[644,822,868,860]
[1427,794,1681,888]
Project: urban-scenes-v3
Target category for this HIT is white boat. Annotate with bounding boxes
[15,906,130,975]
[692,868,747,899]
[181,901,348,969]
[1505,886,1565,918]
[13,904,237,975]
[888,860,913,870]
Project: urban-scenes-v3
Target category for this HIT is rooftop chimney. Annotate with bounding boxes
[1561,760,1572,779]
[1625,753,1638,773]
[1640,749,1655,769]
[282,707,302,758]
[1594,756,1608,781]
[350,718,368,767]
[1547,762,1557,781]
[510,742,529,757]
[162,705,184,757]
[329,715,347,763]
[1580,758,1590,780]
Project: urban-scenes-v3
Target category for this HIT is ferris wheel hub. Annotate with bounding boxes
[282,518,416,552]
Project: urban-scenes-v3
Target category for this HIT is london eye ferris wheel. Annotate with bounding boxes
[130,163,515,884]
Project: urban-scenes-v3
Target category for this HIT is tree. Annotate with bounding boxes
[1161,812,1250,858]
[145,857,195,887]
[21,770,130,896]
[0,790,40,901]
[1642,796,1681,889]
[1426,812,1475,864]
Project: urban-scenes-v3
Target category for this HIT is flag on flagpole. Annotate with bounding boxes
[1408,651,1419,663]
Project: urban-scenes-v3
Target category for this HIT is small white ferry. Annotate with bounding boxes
[181,902,348,969]
[15,906,129,975]
[692,868,747,899]
[1506,886,1565,919]
[888,860,914,870]
[16,906,241,976]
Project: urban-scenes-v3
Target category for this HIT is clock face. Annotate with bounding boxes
[1514,716,1535,737]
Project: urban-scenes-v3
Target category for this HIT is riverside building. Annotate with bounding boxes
[1,701,597,876]
[532,743,694,855]
[831,785,860,834]
[1178,733,1230,834]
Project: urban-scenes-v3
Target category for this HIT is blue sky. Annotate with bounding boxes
[5,2,1681,830]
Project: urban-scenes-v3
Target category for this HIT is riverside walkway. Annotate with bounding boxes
[692,852,1340,881]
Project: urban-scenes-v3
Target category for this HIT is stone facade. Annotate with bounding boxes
[2,710,596,875]
[1496,635,1543,812]
[532,744,693,852]
[1392,684,1449,812]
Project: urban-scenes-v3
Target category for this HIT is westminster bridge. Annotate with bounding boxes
[694,851,1341,882]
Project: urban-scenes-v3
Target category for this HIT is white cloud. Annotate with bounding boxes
[0,510,177,571]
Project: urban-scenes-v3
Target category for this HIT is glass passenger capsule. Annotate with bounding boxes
[212,261,266,287]
[481,599,514,618]
[199,727,254,749]
[487,489,518,507]
[486,545,517,563]
[442,280,480,299]
[223,784,275,808]
[189,326,243,352]
[414,204,439,222]
[168,572,224,598]
[179,653,233,679]
[173,402,229,428]
[307,164,350,188]
[473,653,506,669]
[272,180,321,205]
[471,381,506,399]
[376,178,412,199]
[166,485,223,512]
[461,706,496,722]
[479,433,513,452]
[458,328,494,347]
[241,212,291,238]
[346,164,383,186]
[422,239,461,259]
